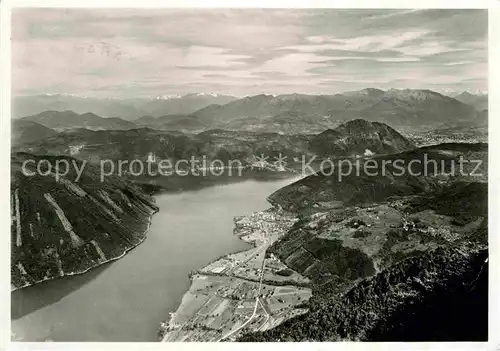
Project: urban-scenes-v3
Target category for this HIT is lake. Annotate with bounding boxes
[11,176,299,341]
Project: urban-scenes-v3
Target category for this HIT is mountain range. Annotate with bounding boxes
[134,114,206,132]
[14,88,485,134]
[12,93,238,120]
[453,92,488,111]
[21,110,137,132]
[268,142,487,212]
[13,119,416,167]
[11,120,58,145]
[192,88,479,131]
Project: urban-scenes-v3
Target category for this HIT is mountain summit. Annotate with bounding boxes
[453,91,488,111]
[22,110,137,131]
[192,88,477,132]
[310,119,415,156]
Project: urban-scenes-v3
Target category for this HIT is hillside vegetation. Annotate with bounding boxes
[11,153,158,290]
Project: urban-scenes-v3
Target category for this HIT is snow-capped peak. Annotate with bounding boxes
[385,88,443,100]
[194,92,221,97]
[467,89,488,96]
[152,94,182,100]
[41,93,89,98]
[442,89,488,97]
[151,92,225,99]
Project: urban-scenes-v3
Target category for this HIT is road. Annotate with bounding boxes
[217,242,267,342]
[244,241,267,263]
[216,297,260,342]
[164,234,270,342]
[257,298,270,331]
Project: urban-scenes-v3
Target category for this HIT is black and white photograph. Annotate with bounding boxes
[4,4,495,345]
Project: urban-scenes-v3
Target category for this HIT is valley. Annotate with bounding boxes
[157,142,488,342]
[9,7,490,345]
[13,89,486,135]
[10,90,489,342]
[11,176,300,341]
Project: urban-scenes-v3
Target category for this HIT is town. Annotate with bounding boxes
[159,209,311,342]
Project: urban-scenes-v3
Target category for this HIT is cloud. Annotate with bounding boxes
[444,61,475,66]
[12,9,488,97]
[376,57,420,62]
[395,41,467,56]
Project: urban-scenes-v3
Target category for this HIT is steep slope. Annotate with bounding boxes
[268,180,487,280]
[342,88,385,99]
[309,119,415,156]
[135,114,207,132]
[11,153,158,290]
[138,93,238,117]
[217,111,342,134]
[193,93,357,127]
[241,244,487,341]
[22,111,137,131]
[191,89,476,133]
[453,92,488,111]
[11,120,58,146]
[269,143,487,212]
[358,89,477,127]
[193,94,275,123]
[476,109,488,126]
[240,143,488,341]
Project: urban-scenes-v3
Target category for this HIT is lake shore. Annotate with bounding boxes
[11,204,159,292]
[159,206,311,342]
[12,176,303,342]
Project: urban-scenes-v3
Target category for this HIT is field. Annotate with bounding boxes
[160,209,312,341]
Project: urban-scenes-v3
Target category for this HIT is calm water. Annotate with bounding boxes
[11,177,298,341]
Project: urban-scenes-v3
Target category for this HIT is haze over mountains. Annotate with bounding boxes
[21,111,137,132]
[12,93,238,120]
[193,89,478,131]
[11,120,58,145]
[453,91,488,111]
[14,88,487,135]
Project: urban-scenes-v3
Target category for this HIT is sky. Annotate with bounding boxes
[12,9,488,98]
